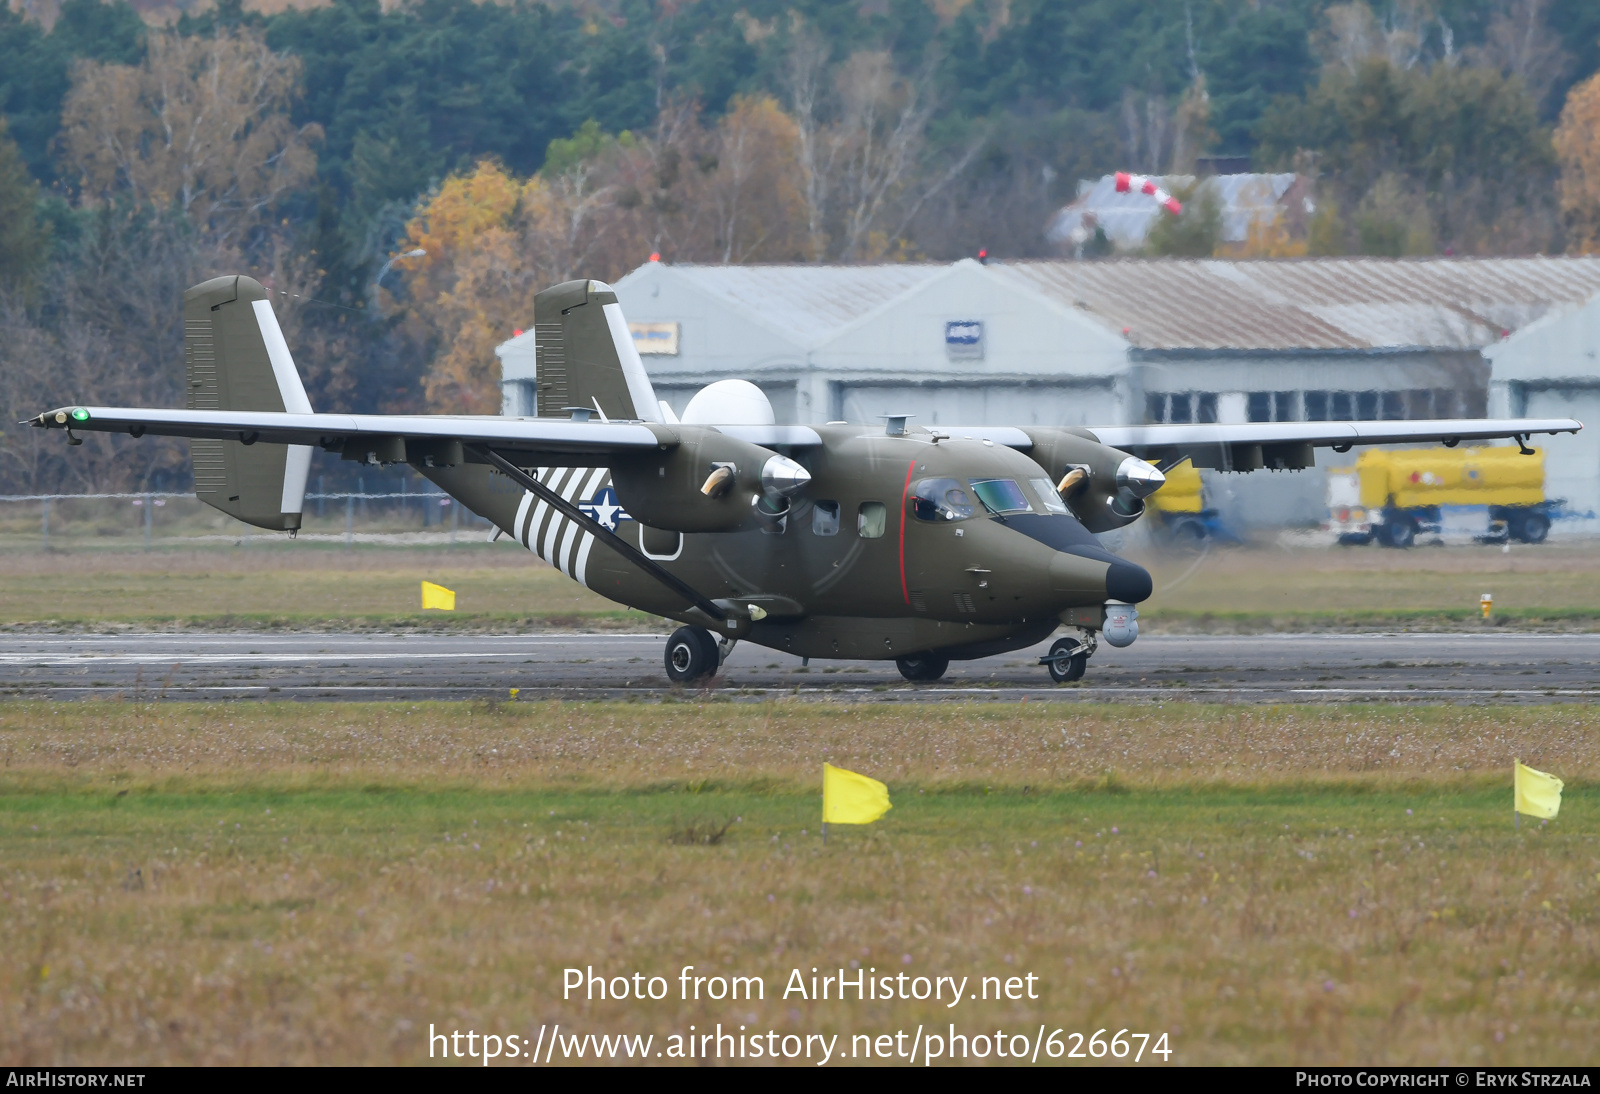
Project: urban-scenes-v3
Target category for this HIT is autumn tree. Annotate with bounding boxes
[58,29,320,243]
[404,100,813,412]
[1555,72,1600,252]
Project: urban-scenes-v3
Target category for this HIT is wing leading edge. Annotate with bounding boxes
[1077,418,1582,469]
[26,406,666,464]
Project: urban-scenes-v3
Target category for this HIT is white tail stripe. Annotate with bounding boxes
[250,299,314,415]
[601,302,663,423]
[280,445,313,516]
[573,532,596,586]
[251,299,314,516]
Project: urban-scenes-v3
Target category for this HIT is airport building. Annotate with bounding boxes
[498,255,1600,526]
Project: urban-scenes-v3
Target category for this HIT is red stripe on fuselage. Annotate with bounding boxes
[899,460,915,606]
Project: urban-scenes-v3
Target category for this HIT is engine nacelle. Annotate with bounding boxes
[1021,428,1165,533]
[611,425,810,533]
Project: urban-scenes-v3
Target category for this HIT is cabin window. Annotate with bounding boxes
[910,478,975,522]
[857,502,887,538]
[812,500,840,536]
[969,478,1031,515]
[1029,478,1071,514]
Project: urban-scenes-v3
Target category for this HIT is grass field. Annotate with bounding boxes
[2,700,1597,1065]
[0,539,1597,632]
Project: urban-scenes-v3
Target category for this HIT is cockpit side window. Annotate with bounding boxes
[1029,478,1071,515]
[969,478,1032,515]
[910,478,975,522]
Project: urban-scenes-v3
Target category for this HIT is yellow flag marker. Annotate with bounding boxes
[1514,759,1563,821]
[822,763,891,842]
[421,581,456,611]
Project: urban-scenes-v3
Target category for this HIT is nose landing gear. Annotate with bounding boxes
[1041,631,1097,683]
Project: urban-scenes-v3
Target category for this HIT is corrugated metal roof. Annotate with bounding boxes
[1046,173,1300,247]
[995,257,1600,351]
[653,263,947,345]
[632,256,1600,354]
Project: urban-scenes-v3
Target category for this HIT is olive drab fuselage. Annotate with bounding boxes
[423,424,1152,663]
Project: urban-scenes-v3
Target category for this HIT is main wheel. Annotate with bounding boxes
[664,625,720,683]
[1045,638,1088,683]
[896,653,949,682]
[1515,511,1550,544]
[1382,519,1415,548]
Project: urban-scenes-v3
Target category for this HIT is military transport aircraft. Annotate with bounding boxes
[26,275,1581,684]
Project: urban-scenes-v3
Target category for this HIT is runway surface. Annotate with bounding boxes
[0,631,1595,703]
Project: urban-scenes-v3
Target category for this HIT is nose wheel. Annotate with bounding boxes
[1041,634,1093,683]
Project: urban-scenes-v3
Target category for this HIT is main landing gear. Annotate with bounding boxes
[664,625,735,684]
[1040,631,1097,684]
[895,653,949,682]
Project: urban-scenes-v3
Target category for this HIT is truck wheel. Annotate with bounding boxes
[1516,512,1550,544]
[1337,532,1372,546]
[1171,519,1208,547]
[896,654,949,682]
[664,626,720,683]
[1383,519,1415,548]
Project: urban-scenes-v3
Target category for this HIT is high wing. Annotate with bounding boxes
[26,405,665,463]
[1074,417,1581,470]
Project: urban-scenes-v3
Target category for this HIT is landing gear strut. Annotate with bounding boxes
[665,625,721,683]
[1041,631,1097,684]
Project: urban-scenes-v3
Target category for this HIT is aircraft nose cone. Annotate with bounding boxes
[1048,547,1153,604]
[1106,559,1153,603]
[1115,456,1165,499]
[761,454,811,497]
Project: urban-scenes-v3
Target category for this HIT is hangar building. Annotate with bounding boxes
[498,256,1600,526]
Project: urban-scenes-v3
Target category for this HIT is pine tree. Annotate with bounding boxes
[0,119,47,291]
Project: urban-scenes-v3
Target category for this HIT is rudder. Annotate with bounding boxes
[533,279,662,422]
[184,275,313,531]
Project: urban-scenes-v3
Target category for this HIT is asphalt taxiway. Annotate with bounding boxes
[0,631,1594,703]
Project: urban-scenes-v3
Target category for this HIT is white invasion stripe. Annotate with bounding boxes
[511,490,533,544]
[521,466,551,548]
[556,520,579,577]
[526,466,563,550]
[546,468,589,569]
[560,467,589,501]
[251,299,314,414]
[579,467,607,506]
[537,469,573,561]
[573,532,595,586]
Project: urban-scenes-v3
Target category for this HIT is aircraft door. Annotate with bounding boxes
[903,476,977,618]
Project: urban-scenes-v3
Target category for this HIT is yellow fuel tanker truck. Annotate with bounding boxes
[1147,461,1238,545]
[1325,445,1551,548]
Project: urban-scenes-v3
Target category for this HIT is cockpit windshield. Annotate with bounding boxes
[969,478,1032,515]
[910,478,976,522]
